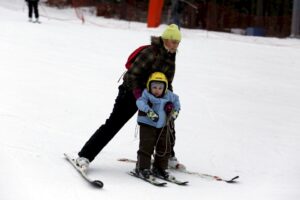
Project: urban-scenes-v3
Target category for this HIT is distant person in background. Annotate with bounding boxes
[25,0,40,23]
[170,0,185,28]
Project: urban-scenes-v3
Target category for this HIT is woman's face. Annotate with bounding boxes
[164,39,180,53]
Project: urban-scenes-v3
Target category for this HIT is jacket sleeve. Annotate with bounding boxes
[136,90,152,113]
[169,91,180,111]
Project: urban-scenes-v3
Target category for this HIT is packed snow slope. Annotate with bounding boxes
[1,1,300,200]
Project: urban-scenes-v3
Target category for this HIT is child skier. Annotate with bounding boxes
[135,72,180,179]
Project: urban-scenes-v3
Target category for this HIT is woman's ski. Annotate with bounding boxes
[64,153,104,188]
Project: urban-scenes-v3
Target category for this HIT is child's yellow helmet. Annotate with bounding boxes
[146,72,168,94]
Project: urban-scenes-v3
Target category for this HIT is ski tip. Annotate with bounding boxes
[117,158,128,161]
[92,180,104,188]
[225,176,239,183]
[63,153,70,159]
[63,153,71,157]
[177,181,189,186]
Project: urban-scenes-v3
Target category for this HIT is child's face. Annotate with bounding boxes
[150,82,165,97]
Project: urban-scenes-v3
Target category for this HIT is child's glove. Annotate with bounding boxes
[164,102,174,114]
[147,110,159,122]
[133,88,142,99]
[171,110,179,120]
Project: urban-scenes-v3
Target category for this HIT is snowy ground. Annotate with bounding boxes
[1,1,300,200]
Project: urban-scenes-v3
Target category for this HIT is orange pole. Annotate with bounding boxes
[147,0,164,27]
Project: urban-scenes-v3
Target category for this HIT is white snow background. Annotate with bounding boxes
[1,1,300,200]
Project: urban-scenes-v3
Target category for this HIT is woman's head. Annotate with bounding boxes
[161,24,181,53]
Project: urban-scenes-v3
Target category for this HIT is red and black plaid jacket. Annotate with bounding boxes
[123,36,176,92]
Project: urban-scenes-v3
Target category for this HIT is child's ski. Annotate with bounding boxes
[64,153,104,188]
[128,171,167,187]
[118,158,239,183]
[153,174,188,185]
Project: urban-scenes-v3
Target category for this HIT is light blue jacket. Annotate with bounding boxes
[136,89,180,128]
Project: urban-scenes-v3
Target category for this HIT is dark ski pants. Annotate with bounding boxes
[78,84,138,162]
[136,125,171,170]
[27,1,39,19]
